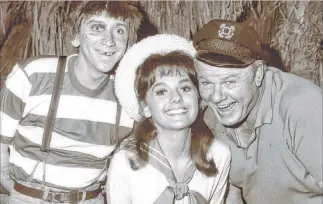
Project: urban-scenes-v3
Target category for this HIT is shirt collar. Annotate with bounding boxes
[254,67,283,128]
[68,54,110,97]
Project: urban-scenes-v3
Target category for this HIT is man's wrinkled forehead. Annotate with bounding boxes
[196,68,255,85]
[196,66,243,77]
[195,59,253,76]
[198,71,242,82]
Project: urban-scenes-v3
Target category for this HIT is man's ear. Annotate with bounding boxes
[255,61,265,87]
[71,35,80,48]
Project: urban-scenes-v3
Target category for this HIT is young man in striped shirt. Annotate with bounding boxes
[0,2,142,203]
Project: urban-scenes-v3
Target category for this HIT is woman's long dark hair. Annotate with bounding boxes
[126,51,217,176]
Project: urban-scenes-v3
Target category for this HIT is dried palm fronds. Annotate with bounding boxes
[31,1,70,56]
[272,1,323,87]
[0,1,32,51]
[0,23,31,77]
[0,0,322,88]
[139,1,246,39]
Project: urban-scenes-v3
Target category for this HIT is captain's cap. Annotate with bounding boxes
[193,19,270,68]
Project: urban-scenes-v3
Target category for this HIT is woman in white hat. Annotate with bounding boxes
[107,34,231,204]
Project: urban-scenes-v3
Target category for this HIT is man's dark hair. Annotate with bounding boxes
[67,1,142,46]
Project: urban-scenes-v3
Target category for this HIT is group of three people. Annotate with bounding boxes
[0,1,322,204]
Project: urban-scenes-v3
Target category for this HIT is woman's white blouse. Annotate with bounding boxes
[107,139,231,204]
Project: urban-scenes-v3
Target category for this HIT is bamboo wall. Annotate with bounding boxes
[0,1,322,88]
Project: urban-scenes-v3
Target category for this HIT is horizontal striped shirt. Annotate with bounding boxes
[0,55,133,189]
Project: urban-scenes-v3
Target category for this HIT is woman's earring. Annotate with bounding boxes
[143,106,152,118]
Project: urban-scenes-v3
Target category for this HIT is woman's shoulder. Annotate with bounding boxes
[109,148,137,172]
[110,136,147,173]
[207,139,231,166]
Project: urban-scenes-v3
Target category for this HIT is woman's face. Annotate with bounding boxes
[144,66,199,131]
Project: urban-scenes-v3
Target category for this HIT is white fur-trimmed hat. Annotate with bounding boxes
[115,34,196,121]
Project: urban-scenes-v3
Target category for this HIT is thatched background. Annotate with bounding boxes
[0,1,322,89]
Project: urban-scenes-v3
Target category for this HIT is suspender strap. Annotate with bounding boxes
[41,56,67,152]
[115,103,121,145]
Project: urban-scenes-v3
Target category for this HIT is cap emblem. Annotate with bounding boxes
[218,24,235,40]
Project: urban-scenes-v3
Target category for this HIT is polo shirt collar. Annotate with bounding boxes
[254,68,281,128]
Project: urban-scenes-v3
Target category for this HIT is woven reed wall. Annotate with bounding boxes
[0,1,322,88]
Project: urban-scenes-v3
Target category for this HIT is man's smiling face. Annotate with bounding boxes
[76,13,129,73]
[195,59,262,127]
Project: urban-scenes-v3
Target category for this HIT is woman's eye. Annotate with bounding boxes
[181,86,192,92]
[116,28,125,34]
[156,90,167,96]
[92,24,104,32]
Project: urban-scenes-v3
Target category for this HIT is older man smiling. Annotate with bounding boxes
[193,19,323,204]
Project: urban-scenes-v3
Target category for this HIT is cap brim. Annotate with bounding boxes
[196,51,255,68]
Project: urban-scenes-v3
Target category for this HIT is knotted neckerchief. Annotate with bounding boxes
[146,139,208,204]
